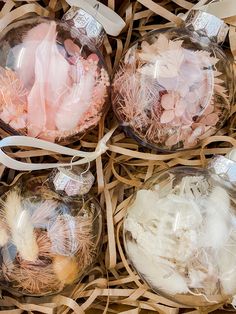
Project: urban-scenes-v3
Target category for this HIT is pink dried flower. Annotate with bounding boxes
[0,68,28,129]
[160,92,187,123]
[113,32,229,151]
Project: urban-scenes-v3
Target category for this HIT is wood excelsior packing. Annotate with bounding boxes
[0,0,236,313]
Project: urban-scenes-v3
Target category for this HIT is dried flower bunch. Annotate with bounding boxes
[124,167,236,306]
[0,174,102,295]
[112,31,231,151]
[0,17,110,142]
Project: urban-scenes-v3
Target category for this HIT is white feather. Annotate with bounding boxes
[218,232,236,295]
[4,191,39,261]
[126,240,189,295]
[201,186,231,249]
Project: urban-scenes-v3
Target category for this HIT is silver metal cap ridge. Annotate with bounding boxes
[209,155,236,185]
[185,10,229,44]
[63,7,105,49]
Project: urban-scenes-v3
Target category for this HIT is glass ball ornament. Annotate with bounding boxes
[0,16,110,143]
[112,11,234,152]
[123,152,236,306]
[0,169,102,296]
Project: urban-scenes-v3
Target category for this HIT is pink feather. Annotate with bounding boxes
[27,21,70,137]
[13,23,52,90]
[55,62,96,131]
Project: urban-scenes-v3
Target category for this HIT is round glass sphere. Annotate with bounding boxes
[123,166,236,306]
[0,172,102,296]
[112,28,233,152]
[0,16,110,143]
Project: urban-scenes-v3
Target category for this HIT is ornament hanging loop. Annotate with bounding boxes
[0,126,117,171]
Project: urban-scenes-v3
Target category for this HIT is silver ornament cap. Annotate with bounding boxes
[208,149,236,186]
[185,9,229,44]
[50,166,95,196]
[63,7,105,49]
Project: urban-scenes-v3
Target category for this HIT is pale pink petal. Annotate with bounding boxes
[204,113,219,126]
[175,98,186,117]
[160,110,175,123]
[161,93,175,110]
[64,39,81,56]
[157,77,178,91]
[202,104,214,116]
[87,54,99,63]
[187,91,197,104]
[178,82,189,97]
[186,98,202,117]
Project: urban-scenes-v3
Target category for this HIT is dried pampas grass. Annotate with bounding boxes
[3,190,39,262]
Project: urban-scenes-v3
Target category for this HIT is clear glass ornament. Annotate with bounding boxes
[0,171,102,296]
[0,16,110,144]
[112,11,234,152]
[123,152,236,306]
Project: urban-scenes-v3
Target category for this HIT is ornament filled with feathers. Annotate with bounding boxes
[123,149,236,307]
[0,15,110,143]
[0,167,102,296]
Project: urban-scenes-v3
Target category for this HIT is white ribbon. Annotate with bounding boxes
[200,0,236,19]
[0,127,116,171]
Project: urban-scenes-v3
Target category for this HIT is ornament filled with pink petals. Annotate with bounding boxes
[112,29,233,151]
[0,17,110,143]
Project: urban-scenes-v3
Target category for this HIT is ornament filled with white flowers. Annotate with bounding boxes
[123,149,236,306]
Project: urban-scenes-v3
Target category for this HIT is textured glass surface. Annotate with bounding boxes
[0,17,109,143]
[124,166,236,306]
[0,173,102,296]
[112,28,233,152]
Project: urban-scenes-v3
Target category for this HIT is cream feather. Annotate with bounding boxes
[4,191,39,261]
[201,186,231,249]
[218,232,236,295]
[126,240,189,295]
